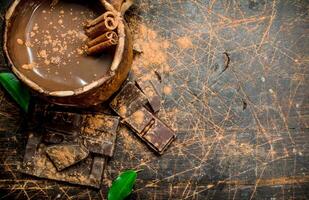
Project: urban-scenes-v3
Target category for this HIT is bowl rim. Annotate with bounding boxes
[3,0,126,97]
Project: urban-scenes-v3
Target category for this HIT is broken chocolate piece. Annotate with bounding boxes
[136,79,162,113]
[110,82,148,118]
[81,114,119,157]
[123,107,154,135]
[143,119,175,153]
[46,144,89,171]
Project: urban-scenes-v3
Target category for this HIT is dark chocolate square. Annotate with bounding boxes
[142,119,175,154]
[123,107,154,136]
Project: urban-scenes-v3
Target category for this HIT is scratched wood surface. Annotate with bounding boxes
[0,0,309,199]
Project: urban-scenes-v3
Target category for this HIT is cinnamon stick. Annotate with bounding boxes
[87,31,118,48]
[85,17,118,39]
[86,11,117,28]
[86,38,118,55]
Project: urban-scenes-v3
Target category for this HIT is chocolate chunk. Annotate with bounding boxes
[46,144,89,171]
[110,82,148,118]
[81,114,119,157]
[20,130,106,188]
[136,79,161,113]
[143,119,175,154]
[123,107,154,136]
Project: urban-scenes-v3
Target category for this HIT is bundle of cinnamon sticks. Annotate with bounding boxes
[84,11,119,55]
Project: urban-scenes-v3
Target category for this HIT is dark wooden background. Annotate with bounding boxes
[0,0,308,199]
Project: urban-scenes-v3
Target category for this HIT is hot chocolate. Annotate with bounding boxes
[7,0,114,91]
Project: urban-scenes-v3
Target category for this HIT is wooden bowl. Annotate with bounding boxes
[3,0,133,107]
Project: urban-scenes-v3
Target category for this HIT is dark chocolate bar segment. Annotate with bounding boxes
[46,144,89,171]
[89,156,106,185]
[110,82,148,118]
[123,107,176,154]
[83,138,114,157]
[42,130,65,144]
[81,114,120,157]
[83,114,119,136]
[42,111,84,135]
[123,107,154,136]
[23,132,42,165]
[136,79,161,113]
[143,119,175,154]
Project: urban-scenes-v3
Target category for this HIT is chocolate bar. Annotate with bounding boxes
[123,107,176,154]
[136,79,162,113]
[46,144,89,171]
[81,114,120,157]
[110,82,148,118]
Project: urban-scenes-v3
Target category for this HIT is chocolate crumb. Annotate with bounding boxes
[39,50,48,58]
[44,60,50,65]
[17,38,24,45]
[25,41,32,47]
[22,62,37,70]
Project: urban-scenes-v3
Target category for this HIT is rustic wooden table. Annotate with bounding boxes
[0,0,308,199]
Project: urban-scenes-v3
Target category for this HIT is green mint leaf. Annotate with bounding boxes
[108,170,137,200]
[0,72,31,112]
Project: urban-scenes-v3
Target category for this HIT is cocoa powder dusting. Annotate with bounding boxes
[50,146,75,166]
[132,110,145,125]
[176,36,193,49]
[163,85,172,95]
[132,24,171,77]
